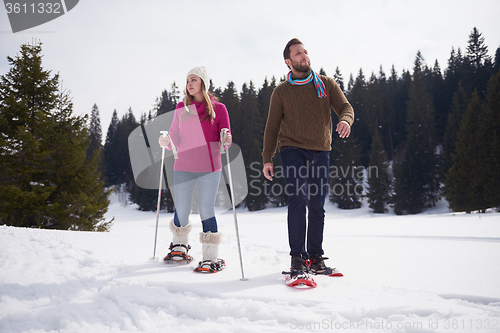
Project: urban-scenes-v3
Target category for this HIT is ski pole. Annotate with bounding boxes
[221,128,247,281]
[150,130,169,262]
[169,132,178,160]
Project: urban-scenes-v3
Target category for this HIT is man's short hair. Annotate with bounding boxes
[283,38,303,60]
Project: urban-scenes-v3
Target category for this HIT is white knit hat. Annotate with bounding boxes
[187,66,210,91]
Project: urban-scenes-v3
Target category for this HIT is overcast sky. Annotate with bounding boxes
[1,0,499,137]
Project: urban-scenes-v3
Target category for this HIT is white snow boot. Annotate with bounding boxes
[194,232,225,273]
[164,219,193,264]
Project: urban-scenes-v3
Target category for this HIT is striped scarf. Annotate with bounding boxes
[286,69,327,98]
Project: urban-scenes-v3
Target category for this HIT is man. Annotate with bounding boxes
[262,38,354,277]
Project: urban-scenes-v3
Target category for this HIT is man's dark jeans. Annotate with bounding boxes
[279,146,330,259]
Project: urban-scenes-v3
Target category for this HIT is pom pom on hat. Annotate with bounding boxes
[187,66,210,91]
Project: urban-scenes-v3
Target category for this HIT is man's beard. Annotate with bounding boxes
[291,59,311,73]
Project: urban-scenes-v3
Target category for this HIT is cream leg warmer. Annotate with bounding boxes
[170,219,192,253]
[199,231,222,262]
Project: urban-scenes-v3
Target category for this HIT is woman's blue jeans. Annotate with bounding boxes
[279,146,330,258]
[173,170,221,233]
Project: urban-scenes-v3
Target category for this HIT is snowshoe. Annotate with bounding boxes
[309,255,343,277]
[283,256,317,288]
[282,270,317,288]
[193,259,225,273]
[164,243,193,264]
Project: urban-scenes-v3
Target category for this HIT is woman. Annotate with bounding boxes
[159,66,232,273]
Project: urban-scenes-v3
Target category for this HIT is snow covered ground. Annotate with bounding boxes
[1,193,499,333]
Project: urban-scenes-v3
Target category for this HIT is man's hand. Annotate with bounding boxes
[263,163,274,181]
[336,121,351,138]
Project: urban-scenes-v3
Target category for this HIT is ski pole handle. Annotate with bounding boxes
[159,131,170,146]
[220,128,229,154]
[160,131,178,159]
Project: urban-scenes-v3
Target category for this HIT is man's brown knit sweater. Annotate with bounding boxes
[262,75,354,164]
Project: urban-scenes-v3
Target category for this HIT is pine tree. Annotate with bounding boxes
[87,103,102,159]
[427,60,446,138]
[441,82,468,178]
[365,72,384,140]
[240,81,266,210]
[0,42,112,231]
[220,80,246,208]
[103,110,119,185]
[347,69,370,165]
[333,67,344,92]
[393,52,440,214]
[463,27,493,99]
[367,129,391,213]
[258,77,276,122]
[0,42,58,227]
[466,27,491,72]
[393,69,412,152]
[46,90,112,230]
[444,91,490,212]
[484,71,500,209]
[376,66,396,159]
[488,130,500,210]
[347,74,354,91]
[117,108,138,185]
[493,46,500,75]
[329,137,363,209]
[384,65,403,159]
[443,47,464,114]
[155,82,180,116]
[220,81,240,142]
[375,66,393,154]
[257,77,286,207]
[102,108,138,188]
[239,81,262,156]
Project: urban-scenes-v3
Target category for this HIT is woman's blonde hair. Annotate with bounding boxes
[183,80,216,123]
